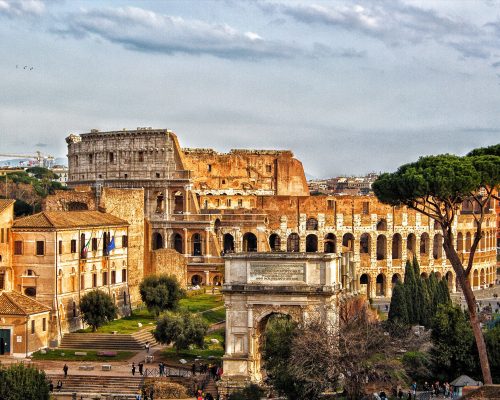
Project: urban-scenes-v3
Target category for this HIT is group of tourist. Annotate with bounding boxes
[131,361,145,376]
[191,362,223,380]
[135,384,154,400]
[388,381,456,399]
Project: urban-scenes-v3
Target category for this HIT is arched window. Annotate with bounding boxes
[360,233,371,254]
[420,233,430,255]
[392,234,402,259]
[342,233,354,252]
[433,234,443,259]
[376,235,387,260]
[269,234,281,251]
[287,233,300,252]
[192,233,202,256]
[152,232,163,250]
[305,234,318,252]
[172,233,183,253]
[223,234,234,253]
[122,269,127,282]
[407,233,416,255]
[306,218,318,231]
[376,219,387,231]
[243,232,258,252]
[465,232,472,251]
[324,233,336,253]
[376,274,385,296]
[457,232,463,252]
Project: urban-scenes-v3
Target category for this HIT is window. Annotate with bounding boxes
[58,240,63,255]
[227,199,231,207]
[138,151,144,162]
[98,174,102,179]
[109,152,114,163]
[43,318,46,331]
[25,287,36,296]
[155,172,160,178]
[92,238,98,251]
[27,269,34,276]
[207,164,212,172]
[111,270,116,284]
[6,228,8,243]
[71,239,77,253]
[222,179,226,184]
[36,241,45,256]
[122,235,128,248]
[14,240,22,255]
[92,273,97,288]
[102,271,108,286]
[327,199,336,210]
[124,174,128,178]
[31,320,35,334]
[75,155,78,167]
[88,154,93,164]
[215,199,220,207]
[122,268,127,282]
[238,199,243,207]
[362,201,370,215]
[80,274,85,289]
[1,228,4,243]
[266,164,272,173]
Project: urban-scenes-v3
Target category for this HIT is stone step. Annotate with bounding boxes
[47,374,143,397]
[59,332,150,350]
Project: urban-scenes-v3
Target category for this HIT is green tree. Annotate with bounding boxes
[388,282,409,325]
[431,303,478,381]
[0,363,50,400]
[373,149,500,383]
[79,290,118,332]
[403,260,418,324]
[261,314,302,399]
[484,325,500,383]
[139,275,185,316]
[153,311,207,353]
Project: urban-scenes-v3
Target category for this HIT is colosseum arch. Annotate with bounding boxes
[152,232,163,250]
[306,217,318,231]
[376,218,387,231]
[376,235,387,260]
[433,234,443,259]
[360,233,371,255]
[359,273,371,297]
[465,232,472,252]
[376,274,386,296]
[391,273,401,288]
[457,232,463,252]
[224,233,235,253]
[420,233,430,256]
[171,233,183,253]
[392,233,402,259]
[287,233,300,252]
[243,232,258,252]
[269,234,281,252]
[305,234,318,252]
[192,233,203,256]
[324,233,336,253]
[407,233,416,257]
[342,233,355,252]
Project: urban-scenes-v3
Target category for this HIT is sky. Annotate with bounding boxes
[0,0,499,178]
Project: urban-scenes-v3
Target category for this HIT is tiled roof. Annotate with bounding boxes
[0,199,15,214]
[13,211,128,229]
[0,291,51,316]
[450,375,482,387]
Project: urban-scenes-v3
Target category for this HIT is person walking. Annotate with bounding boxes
[63,364,69,377]
[145,342,150,354]
[139,362,144,375]
[132,362,136,376]
[411,382,417,399]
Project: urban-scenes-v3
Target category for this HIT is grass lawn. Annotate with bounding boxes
[75,294,225,334]
[179,294,224,313]
[161,328,224,365]
[76,308,156,334]
[31,349,136,362]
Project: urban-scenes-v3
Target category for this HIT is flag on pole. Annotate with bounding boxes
[82,232,92,258]
[106,236,115,255]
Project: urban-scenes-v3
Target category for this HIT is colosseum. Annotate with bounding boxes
[65,128,497,299]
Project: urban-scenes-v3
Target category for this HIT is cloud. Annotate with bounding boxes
[259,1,488,58]
[50,6,304,60]
[0,0,45,17]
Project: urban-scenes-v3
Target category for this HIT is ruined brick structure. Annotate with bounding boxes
[66,128,497,299]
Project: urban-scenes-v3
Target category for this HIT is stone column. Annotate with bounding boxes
[205,228,211,257]
[204,270,210,285]
[183,228,189,256]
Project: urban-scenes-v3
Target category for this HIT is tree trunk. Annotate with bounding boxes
[443,240,492,384]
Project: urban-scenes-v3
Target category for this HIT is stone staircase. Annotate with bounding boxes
[59,329,156,350]
[204,378,218,397]
[47,374,143,399]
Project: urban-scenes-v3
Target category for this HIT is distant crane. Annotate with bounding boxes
[0,151,55,168]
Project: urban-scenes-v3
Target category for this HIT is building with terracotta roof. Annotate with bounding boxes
[0,209,131,350]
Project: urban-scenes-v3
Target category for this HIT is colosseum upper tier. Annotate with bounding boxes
[66,128,497,299]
